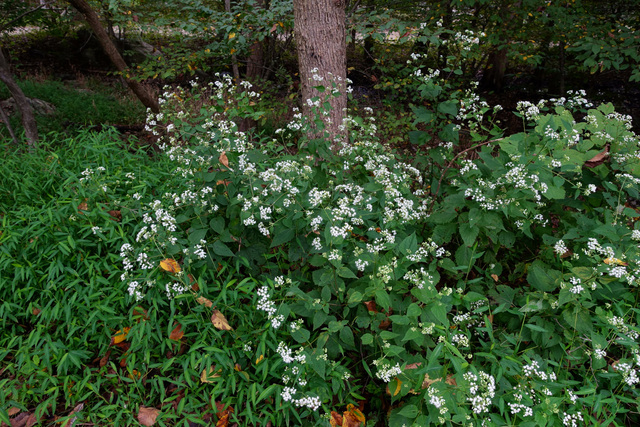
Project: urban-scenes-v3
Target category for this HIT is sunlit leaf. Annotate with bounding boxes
[159,258,181,273]
[110,327,130,345]
[201,366,222,383]
[219,151,230,169]
[604,257,628,266]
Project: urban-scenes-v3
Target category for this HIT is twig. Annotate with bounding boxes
[1,1,54,32]
[429,137,504,212]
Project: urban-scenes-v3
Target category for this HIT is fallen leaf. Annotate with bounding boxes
[201,366,222,383]
[169,323,184,341]
[363,301,377,313]
[110,327,131,345]
[342,404,365,427]
[32,307,41,316]
[107,210,122,221]
[8,412,30,427]
[604,257,628,266]
[188,274,199,291]
[99,350,111,367]
[215,402,234,427]
[137,406,160,426]
[584,144,609,168]
[330,412,343,427]
[7,407,20,417]
[219,151,229,169]
[159,258,181,273]
[128,369,141,379]
[211,309,233,331]
[490,274,499,282]
[196,296,213,308]
[78,201,88,212]
[228,32,235,40]
[255,354,264,364]
[62,402,84,427]
[270,23,278,33]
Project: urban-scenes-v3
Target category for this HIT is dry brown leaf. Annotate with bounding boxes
[490,274,499,282]
[188,274,199,291]
[7,407,20,417]
[169,323,184,341]
[329,411,343,427]
[32,307,41,316]
[196,296,213,308]
[270,23,278,33]
[342,404,365,427]
[584,145,609,168]
[138,406,160,426]
[159,258,181,273]
[107,210,122,221]
[62,402,84,427]
[110,327,130,345]
[78,201,88,212]
[8,412,30,427]
[211,310,233,331]
[363,301,377,313]
[215,402,234,427]
[201,366,222,383]
[219,151,229,169]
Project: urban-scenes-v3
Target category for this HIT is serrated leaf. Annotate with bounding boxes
[212,241,234,257]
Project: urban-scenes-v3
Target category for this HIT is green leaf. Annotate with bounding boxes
[337,266,358,279]
[291,328,311,343]
[407,303,422,318]
[527,262,561,292]
[212,240,235,257]
[398,233,418,256]
[361,333,374,345]
[437,100,458,116]
[271,228,295,248]
[459,222,478,247]
[210,217,225,234]
[375,289,391,310]
[340,326,355,347]
[397,404,418,418]
[525,323,549,333]
[348,291,363,305]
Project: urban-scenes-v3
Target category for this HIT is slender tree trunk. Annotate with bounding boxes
[0,102,20,147]
[294,0,347,152]
[0,49,38,150]
[67,0,159,113]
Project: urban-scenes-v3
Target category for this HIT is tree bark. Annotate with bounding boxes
[0,48,38,150]
[294,0,347,152]
[245,0,265,83]
[67,0,159,113]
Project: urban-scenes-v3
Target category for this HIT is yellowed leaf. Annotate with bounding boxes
[219,151,229,169]
[255,354,264,364]
[137,406,159,426]
[159,258,181,273]
[110,327,131,345]
[215,402,234,427]
[201,366,222,383]
[391,378,402,396]
[228,32,235,39]
[169,323,184,341]
[604,257,628,266]
[211,309,233,331]
[491,273,499,282]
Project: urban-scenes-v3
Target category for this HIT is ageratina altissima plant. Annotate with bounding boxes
[101,65,640,425]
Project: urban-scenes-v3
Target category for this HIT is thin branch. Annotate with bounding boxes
[1,1,54,32]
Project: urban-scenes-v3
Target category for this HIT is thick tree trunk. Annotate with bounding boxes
[294,0,347,152]
[480,47,508,91]
[0,49,38,150]
[67,0,159,113]
[245,0,265,83]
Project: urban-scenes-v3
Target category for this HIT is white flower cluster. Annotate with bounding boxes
[463,371,495,414]
[373,360,402,383]
[403,267,436,291]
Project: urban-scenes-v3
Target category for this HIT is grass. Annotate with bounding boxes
[0,77,146,138]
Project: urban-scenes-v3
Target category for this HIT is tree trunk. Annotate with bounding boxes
[480,47,508,91]
[67,0,159,114]
[294,0,347,152]
[0,49,38,150]
[245,0,265,83]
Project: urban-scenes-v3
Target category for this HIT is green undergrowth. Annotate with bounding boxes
[0,78,145,137]
[2,68,640,427]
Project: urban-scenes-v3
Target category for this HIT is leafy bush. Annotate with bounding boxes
[2,64,640,427]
